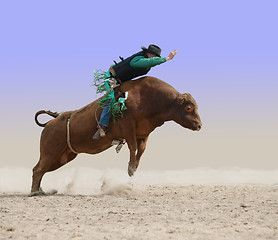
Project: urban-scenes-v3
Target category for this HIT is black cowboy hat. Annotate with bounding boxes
[141,44,161,57]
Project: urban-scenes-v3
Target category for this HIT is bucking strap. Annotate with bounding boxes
[67,111,79,154]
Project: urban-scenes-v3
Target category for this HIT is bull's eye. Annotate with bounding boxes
[185,105,193,112]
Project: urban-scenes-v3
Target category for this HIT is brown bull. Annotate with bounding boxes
[31,76,202,195]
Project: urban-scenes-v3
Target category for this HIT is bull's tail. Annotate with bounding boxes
[35,110,60,127]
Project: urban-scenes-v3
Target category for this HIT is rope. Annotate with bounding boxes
[67,111,79,154]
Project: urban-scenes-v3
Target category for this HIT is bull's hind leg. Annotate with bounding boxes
[30,151,77,196]
[31,158,46,196]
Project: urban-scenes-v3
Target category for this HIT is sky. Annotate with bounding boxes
[0,0,277,172]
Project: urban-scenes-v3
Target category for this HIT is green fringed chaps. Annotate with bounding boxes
[93,69,127,120]
[98,94,127,120]
[92,69,107,94]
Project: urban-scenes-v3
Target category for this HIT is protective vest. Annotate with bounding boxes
[111,51,150,83]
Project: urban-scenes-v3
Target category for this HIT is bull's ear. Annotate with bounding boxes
[177,95,185,105]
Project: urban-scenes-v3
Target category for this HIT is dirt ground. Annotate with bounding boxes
[1,184,278,240]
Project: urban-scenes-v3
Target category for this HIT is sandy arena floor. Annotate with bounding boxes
[1,183,278,240]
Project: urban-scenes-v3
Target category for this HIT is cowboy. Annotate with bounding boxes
[93,44,178,140]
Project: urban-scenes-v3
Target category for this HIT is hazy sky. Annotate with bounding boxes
[0,0,277,171]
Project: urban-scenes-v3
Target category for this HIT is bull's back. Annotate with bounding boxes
[122,76,178,118]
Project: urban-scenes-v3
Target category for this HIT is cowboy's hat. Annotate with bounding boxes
[141,44,161,57]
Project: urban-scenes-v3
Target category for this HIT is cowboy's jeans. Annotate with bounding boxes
[99,105,111,127]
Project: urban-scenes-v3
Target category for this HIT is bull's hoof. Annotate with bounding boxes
[29,189,58,197]
[29,191,46,197]
[29,188,46,197]
[128,167,134,177]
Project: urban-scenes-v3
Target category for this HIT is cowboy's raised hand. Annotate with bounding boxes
[166,50,178,61]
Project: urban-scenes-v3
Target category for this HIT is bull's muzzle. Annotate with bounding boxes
[192,120,202,131]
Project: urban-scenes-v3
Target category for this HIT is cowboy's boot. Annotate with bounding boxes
[93,125,107,140]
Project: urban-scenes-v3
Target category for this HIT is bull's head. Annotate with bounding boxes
[174,93,202,131]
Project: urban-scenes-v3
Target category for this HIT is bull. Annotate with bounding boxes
[31,76,202,195]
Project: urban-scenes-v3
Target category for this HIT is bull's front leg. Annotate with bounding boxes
[117,120,142,176]
[118,119,138,177]
[128,147,138,177]
[127,137,149,177]
[127,138,137,177]
[134,137,148,170]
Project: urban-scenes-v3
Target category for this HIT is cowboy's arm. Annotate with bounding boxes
[130,56,167,68]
